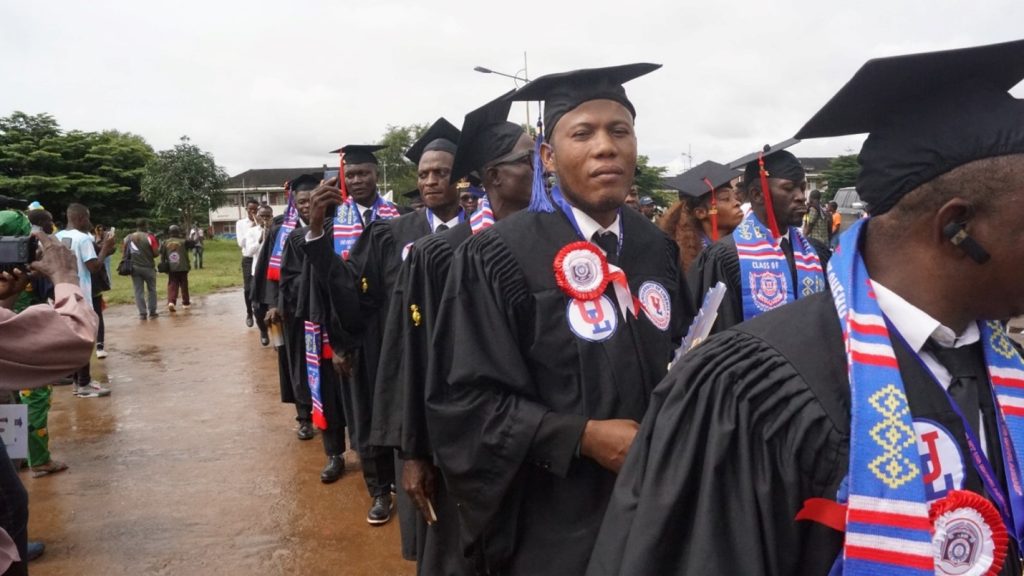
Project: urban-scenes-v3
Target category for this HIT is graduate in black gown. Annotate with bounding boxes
[589,40,1024,576]
[255,178,312,435]
[424,64,695,575]
[689,143,829,334]
[372,91,534,576]
[659,160,745,272]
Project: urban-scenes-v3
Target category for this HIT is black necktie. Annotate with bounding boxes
[362,209,372,227]
[592,231,618,266]
[925,340,986,438]
[436,223,449,232]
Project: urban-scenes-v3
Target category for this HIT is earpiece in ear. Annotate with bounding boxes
[943,221,992,264]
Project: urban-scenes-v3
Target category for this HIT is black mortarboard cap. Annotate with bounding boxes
[329,144,384,166]
[406,118,461,165]
[728,139,806,185]
[667,160,740,199]
[289,173,321,192]
[453,90,527,179]
[510,63,661,134]
[795,39,1024,215]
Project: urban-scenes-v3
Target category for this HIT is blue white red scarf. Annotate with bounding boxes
[306,193,399,430]
[733,210,824,321]
[470,195,495,235]
[833,218,1024,575]
[266,188,297,281]
[332,194,400,261]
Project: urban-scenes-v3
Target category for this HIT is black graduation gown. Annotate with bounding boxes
[587,291,1021,576]
[278,227,313,410]
[252,215,293,403]
[687,233,831,334]
[375,222,475,576]
[424,208,693,575]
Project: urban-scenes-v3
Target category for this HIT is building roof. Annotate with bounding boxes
[226,167,326,189]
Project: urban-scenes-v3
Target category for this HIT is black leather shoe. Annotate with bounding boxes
[260,333,270,346]
[297,423,314,440]
[245,315,254,328]
[367,493,393,525]
[320,455,344,484]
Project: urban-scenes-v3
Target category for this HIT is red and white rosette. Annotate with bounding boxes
[930,490,1008,576]
[553,241,638,319]
[554,242,610,301]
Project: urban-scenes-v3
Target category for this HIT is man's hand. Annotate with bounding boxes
[100,233,117,256]
[29,231,80,286]
[265,307,282,325]
[0,269,31,304]
[402,459,438,524]
[307,177,344,239]
[330,350,353,379]
[579,419,640,474]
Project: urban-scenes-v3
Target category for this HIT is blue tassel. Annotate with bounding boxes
[528,118,555,213]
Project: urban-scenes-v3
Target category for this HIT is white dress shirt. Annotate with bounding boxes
[570,206,621,246]
[431,213,461,233]
[236,218,254,249]
[871,280,986,449]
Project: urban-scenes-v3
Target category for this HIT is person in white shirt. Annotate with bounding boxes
[241,204,273,345]
[236,198,259,327]
[55,203,114,399]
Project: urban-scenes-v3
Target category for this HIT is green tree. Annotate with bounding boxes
[374,123,428,203]
[633,155,673,206]
[142,136,228,231]
[0,112,155,227]
[822,154,860,197]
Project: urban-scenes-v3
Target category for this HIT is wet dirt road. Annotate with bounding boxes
[25,290,415,576]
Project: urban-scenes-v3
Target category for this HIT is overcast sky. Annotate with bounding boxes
[3,1,1022,178]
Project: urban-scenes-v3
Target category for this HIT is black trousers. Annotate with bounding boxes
[241,257,254,318]
[281,316,312,425]
[0,442,27,576]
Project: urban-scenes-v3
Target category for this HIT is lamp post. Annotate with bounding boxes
[474,52,531,128]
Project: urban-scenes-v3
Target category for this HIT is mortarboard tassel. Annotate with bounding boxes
[338,153,348,203]
[528,115,555,213]
[703,177,720,242]
[757,151,782,238]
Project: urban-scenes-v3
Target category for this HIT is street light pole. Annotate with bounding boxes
[474,53,532,128]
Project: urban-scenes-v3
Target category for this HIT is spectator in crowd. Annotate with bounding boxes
[236,198,259,327]
[801,189,831,245]
[188,223,205,269]
[828,200,841,248]
[125,219,159,320]
[242,205,274,345]
[639,195,657,221]
[459,184,479,215]
[0,228,98,574]
[55,203,113,398]
[624,184,640,210]
[160,225,193,312]
[91,225,113,359]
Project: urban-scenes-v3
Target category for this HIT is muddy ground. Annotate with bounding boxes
[25,290,415,576]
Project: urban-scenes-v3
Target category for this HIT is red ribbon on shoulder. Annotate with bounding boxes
[553,241,638,319]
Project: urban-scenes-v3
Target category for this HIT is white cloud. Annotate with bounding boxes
[2,0,1021,175]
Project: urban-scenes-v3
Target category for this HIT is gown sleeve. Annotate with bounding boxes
[300,225,366,337]
[587,328,848,576]
[425,230,578,558]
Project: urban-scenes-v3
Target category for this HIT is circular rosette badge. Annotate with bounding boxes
[930,490,1008,576]
[553,241,609,301]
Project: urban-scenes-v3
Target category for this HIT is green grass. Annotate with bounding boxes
[103,239,245,306]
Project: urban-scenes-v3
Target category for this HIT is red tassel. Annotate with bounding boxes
[339,153,348,203]
[266,267,280,281]
[703,177,720,242]
[758,152,782,238]
[322,341,334,360]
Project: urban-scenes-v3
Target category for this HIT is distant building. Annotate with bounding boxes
[209,168,323,235]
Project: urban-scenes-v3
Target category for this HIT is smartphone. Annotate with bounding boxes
[61,237,73,249]
[108,226,116,238]
[323,168,340,183]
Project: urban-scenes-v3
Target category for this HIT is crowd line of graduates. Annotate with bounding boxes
[251,37,1024,576]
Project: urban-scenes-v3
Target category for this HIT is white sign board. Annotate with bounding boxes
[0,405,29,460]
